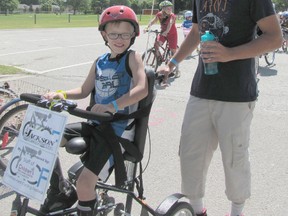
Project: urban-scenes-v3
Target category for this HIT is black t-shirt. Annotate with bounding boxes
[191,0,275,102]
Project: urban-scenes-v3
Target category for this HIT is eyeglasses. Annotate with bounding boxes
[106,32,134,40]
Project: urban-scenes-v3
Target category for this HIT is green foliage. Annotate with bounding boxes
[110,0,131,7]
[273,0,288,11]
[91,0,109,14]
[66,0,90,14]
[0,0,19,13]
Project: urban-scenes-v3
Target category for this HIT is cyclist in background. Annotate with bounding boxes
[182,11,193,38]
[145,0,180,81]
[181,10,199,58]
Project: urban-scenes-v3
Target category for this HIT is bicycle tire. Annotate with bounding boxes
[166,202,195,216]
[0,88,19,115]
[0,104,28,173]
[282,40,287,53]
[255,56,260,74]
[165,48,178,73]
[142,48,158,72]
[264,51,275,65]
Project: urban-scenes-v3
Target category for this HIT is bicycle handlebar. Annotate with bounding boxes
[20,93,114,122]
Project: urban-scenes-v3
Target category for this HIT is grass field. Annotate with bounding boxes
[0,13,171,29]
[0,65,24,75]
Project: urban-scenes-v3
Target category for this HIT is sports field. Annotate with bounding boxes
[0,13,163,29]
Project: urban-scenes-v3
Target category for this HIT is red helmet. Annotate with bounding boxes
[99,5,140,36]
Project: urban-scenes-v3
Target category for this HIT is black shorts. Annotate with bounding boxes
[64,122,115,180]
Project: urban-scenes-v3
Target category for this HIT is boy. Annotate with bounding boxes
[40,5,148,216]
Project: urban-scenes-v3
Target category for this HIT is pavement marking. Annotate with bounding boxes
[0,43,102,57]
[0,47,62,57]
[15,61,93,74]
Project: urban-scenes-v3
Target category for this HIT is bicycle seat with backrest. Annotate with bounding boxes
[65,69,156,163]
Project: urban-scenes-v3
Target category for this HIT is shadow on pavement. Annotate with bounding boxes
[258,66,278,77]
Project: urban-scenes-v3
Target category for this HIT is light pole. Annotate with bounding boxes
[172,0,175,12]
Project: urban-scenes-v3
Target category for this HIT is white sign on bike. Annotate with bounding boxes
[2,104,67,203]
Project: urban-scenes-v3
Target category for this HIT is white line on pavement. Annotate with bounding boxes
[0,43,102,57]
[16,61,93,74]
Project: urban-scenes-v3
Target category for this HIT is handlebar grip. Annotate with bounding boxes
[20,93,114,122]
[20,93,42,104]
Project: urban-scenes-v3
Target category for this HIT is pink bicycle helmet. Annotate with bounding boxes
[99,5,140,37]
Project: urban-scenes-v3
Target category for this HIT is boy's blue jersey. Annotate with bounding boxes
[182,20,193,29]
[94,52,137,139]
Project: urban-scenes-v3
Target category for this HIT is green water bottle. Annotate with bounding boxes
[201,31,218,75]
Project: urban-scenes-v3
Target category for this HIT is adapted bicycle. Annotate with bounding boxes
[2,70,195,216]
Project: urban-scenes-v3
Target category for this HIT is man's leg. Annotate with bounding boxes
[179,96,218,215]
[215,101,255,215]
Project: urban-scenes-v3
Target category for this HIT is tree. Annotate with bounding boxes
[273,0,288,11]
[91,0,109,14]
[0,0,19,14]
[39,0,53,11]
[110,0,131,7]
[66,0,90,14]
[20,0,40,4]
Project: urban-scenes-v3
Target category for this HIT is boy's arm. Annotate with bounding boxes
[65,61,96,99]
[43,61,96,100]
[114,52,148,110]
[162,14,176,36]
[147,16,159,29]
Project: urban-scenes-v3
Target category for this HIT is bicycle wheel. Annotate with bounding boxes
[282,40,287,53]
[0,104,28,173]
[165,48,177,73]
[255,56,260,74]
[0,88,19,114]
[167,202,195,216]
[264,51,275,65]
[142,48,158,72]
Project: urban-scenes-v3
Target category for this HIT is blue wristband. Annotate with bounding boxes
[111,100,119,113]
[170,58,179,66]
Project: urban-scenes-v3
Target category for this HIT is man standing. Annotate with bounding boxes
[159,0,282,216]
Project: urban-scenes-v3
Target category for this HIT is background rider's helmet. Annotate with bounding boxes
[159,0,173,9]
[99,5,140,37]
[184,11,193,19]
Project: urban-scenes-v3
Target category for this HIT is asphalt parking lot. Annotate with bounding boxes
[0,27,288,216]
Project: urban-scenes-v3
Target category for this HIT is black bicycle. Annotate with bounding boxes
[3,70,195,216]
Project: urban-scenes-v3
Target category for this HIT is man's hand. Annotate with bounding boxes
[200,41,231,63]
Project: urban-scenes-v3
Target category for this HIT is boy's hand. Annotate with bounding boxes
[42,91,65,100]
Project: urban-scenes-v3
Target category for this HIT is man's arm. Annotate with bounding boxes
[201,14,282,63]
[166,23,200,70]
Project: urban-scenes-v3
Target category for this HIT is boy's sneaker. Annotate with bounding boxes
[196,208,207,216]
[39,182,77,214]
